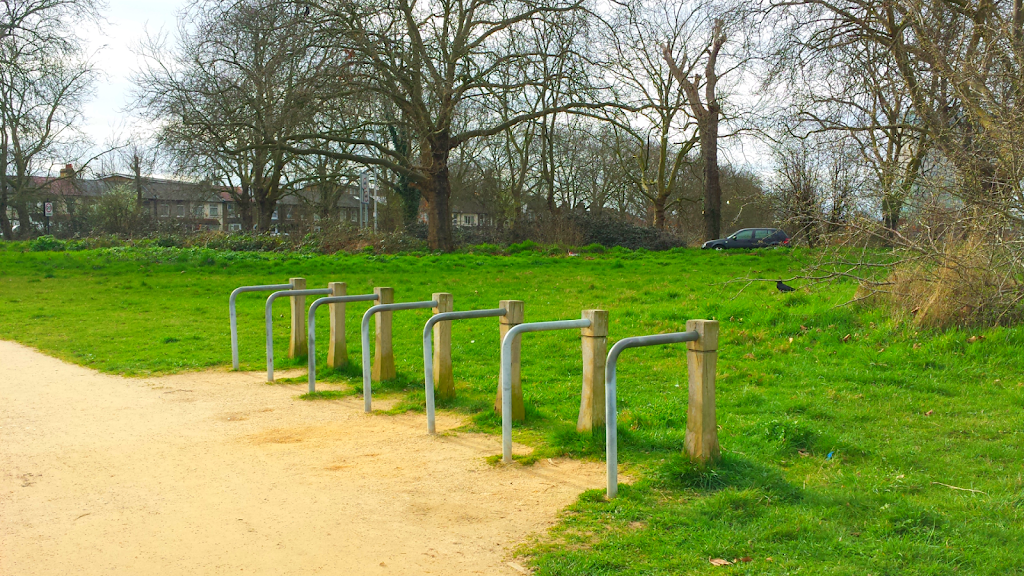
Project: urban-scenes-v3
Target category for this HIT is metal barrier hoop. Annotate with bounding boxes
[307,293,380,393]
[229,283,291,369]
[499,317,592,463]
[604,330,699,498]
[265,288,332,382]
[422,308,507,434]
[361,300,438,413]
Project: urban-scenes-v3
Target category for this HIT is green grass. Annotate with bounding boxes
[0,244,1022,574]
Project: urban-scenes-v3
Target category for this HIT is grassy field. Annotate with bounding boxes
[1,243,1022,574]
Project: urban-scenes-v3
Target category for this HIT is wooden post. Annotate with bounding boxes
[371,287,395,381]
[494,300,525,422]
[433,293,455,400]
[684,319,720,463]
[327,282,347,368]
[577,309,608,433]
[289,277,307,358]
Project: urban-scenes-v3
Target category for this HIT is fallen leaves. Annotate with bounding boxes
[842,334,851,342]
[924,410,933,416]
[967,335,985,343]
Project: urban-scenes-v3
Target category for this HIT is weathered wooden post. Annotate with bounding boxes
[684,319,720,463]
[371,287,396,381]
[494,300,525,422]
[577,309,608,433]
[289,277,307,358]
[327,282,347,368]
[432,292,455,400]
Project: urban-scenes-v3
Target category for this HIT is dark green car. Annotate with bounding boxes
[701,228,790,250]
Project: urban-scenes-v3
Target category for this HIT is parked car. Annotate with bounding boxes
[701,228,790,250]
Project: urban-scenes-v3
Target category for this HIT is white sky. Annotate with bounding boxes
[80,0,184,150]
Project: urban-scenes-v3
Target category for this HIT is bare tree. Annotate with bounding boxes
[134,0,340,231]
[0,0,95,239]
[601,0,700,230]
[662,17,727,241]
[295,0,607,251]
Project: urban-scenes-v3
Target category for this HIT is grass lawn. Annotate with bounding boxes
[1,243,1022,574]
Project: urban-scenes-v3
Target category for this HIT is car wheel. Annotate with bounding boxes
[714,245,724,251]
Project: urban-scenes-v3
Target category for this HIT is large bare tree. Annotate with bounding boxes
[0,0,96,239]
[292,0,604,251]
[134,0,342,231]
[662,17,727,241]
[601,0,701,230]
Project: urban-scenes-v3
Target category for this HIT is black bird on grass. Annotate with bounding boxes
[776,280,795,293]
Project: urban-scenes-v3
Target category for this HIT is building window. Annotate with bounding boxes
[176,204,184,217]
[350,210,357,222]
[271,210,278,220]
[159,203,169,217]
[194,204,204,218]
[227,203,235,214]
[209,204,219,217]
[229,223,241,231]
[463,214,473,225]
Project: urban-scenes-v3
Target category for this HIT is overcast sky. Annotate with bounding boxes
[80,0,183,149]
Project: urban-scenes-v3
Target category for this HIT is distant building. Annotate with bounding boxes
[3,166,384,235]
[417,197,493,228]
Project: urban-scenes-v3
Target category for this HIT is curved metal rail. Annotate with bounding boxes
[229,283,290,369]
[360,300,438,413]
[499,318,592,463]
[306,293,380,393]
[604,331,699,498]
[265,288,332,382]
[421,308,506,433]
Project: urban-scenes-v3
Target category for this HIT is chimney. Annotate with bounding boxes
[59,164,75,179]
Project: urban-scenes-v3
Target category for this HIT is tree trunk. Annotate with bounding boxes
[0,186,12,240]
[257,202,274,232]
[14,200,31,239]
[133,157,143,207]
[387,125,421,227]
[881,193,903,244]
[653,196,667,230]
[0,152,11,240]
[420,133,455,252]
[700,107,722,242]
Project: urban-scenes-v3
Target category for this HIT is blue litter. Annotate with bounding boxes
[826,452,834,460]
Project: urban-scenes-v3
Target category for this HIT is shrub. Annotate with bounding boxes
[88,185,150,236]
[507,239,541,254]
[887,227,1024,327]
[65,236,124,251]
[566,213,686,251]
[30,235,66,252]
[463,243,503,255]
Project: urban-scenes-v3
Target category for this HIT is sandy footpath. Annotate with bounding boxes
[0,340,605,575]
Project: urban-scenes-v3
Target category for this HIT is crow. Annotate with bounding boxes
[776,280,795,293]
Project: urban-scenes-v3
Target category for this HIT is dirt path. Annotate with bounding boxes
[0,340,605,575]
